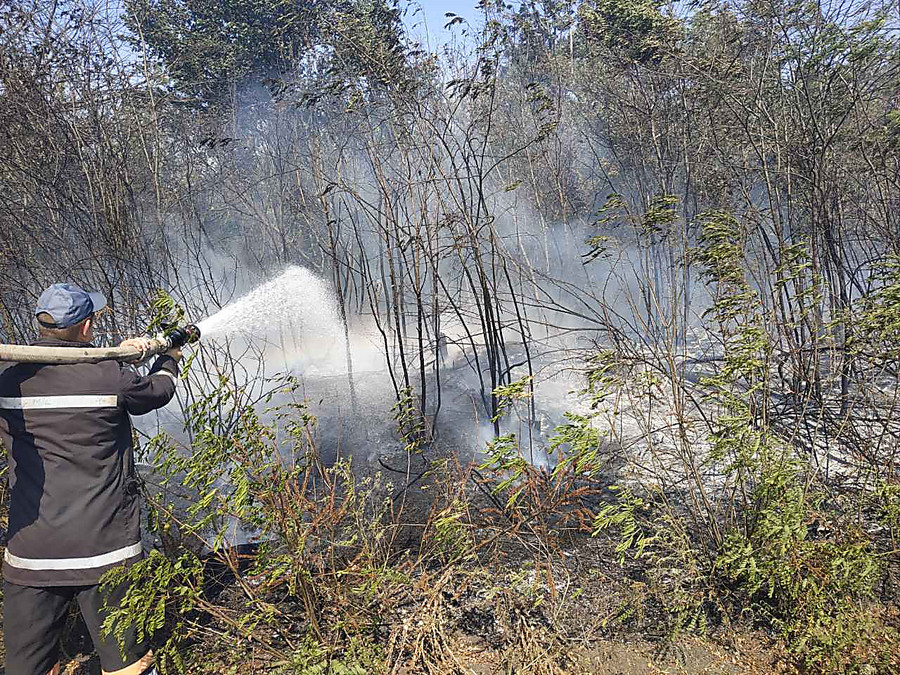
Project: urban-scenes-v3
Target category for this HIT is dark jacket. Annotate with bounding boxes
[0,338,178,586]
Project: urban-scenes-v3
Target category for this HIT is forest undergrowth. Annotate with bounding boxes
[85,360,899,674]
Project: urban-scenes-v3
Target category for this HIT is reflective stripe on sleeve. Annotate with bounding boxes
[0,395,118,409]
[4,542,142,571]
[152,371,178,385]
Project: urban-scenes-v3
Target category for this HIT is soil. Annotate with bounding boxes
[34,630,791,675]
[443,634,791,675]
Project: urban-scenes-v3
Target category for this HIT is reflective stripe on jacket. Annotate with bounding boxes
[0,337,178,586]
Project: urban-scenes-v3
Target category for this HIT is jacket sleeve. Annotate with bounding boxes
[118,355,179,415]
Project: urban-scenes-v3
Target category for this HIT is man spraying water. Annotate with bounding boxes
[0,283,184,675]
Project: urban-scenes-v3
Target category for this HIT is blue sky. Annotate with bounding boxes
[401,0,487,52]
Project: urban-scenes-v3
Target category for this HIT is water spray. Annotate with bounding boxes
[0,322,202,365]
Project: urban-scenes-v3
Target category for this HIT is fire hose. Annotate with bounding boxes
[0,324,201,364]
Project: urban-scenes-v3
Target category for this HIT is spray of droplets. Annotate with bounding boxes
[197,267,347,369]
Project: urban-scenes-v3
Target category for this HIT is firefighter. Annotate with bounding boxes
[0,283,181,675]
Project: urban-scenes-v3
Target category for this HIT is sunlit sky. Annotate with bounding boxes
[402,0,487,52]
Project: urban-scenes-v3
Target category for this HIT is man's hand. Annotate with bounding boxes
[120,337,153,360]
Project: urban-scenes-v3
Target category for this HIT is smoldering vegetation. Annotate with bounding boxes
[1,0,900,672]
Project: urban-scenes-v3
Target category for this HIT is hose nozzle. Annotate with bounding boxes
[166,324,201,350]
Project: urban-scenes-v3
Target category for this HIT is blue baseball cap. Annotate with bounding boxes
[34,283,108,329]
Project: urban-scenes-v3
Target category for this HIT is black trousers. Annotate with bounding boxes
[3,579,149,675]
